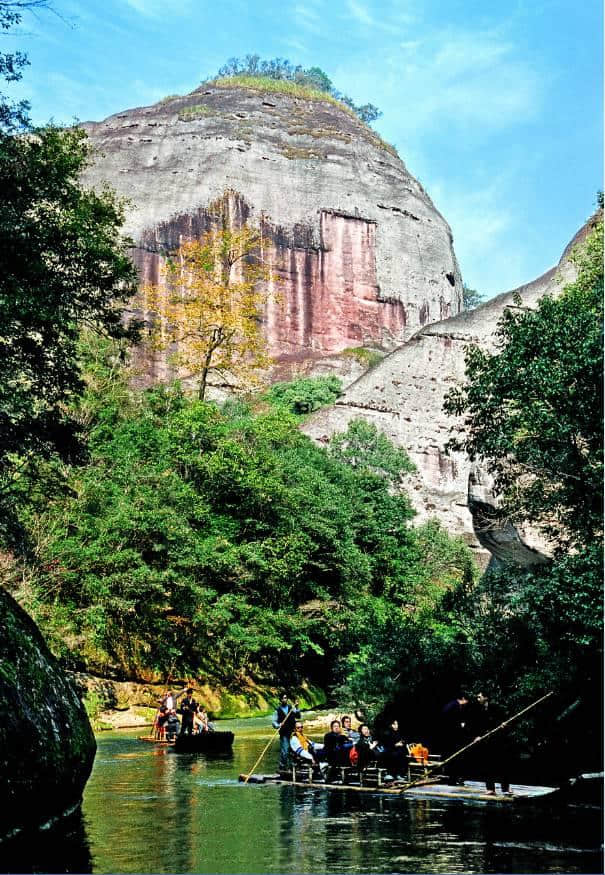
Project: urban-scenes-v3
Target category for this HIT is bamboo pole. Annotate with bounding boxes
[398,690,554,794]
[242,702,299,785]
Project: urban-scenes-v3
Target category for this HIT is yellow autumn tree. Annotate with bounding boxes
[144,224,273,400]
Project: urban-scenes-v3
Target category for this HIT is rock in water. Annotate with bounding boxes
[0,588,96,840]
[81,83,462,378]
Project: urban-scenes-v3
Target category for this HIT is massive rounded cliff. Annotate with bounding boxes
[81,82,462,374]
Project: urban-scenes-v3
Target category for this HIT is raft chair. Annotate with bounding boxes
[290,753,324,784]
[406,742,442,781]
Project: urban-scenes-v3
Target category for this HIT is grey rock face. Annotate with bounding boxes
[81,84,462,368]
[303,218,597,564]
[0,589,96,840]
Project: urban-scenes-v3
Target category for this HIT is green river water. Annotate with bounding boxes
[4,717,603,874]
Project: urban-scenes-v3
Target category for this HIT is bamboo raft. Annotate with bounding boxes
[239,769,559,804]
[139,730,234,753]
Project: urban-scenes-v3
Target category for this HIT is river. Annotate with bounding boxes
[4,717,603,874]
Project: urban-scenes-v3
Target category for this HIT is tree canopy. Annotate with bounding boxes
[211,55,382,124]
[0,132,140,548]
[445,218,603,550]
[144,219,272,400]
[10,347,475,684]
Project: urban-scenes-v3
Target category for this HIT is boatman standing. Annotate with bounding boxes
[441,693,471,784]
[272,693,301,771]
[179,688,198,736]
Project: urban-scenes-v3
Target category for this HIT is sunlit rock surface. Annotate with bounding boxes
[0,589,96,841]
[81,84,462,377]
[303,218,597,563]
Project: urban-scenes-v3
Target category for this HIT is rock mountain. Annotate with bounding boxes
[81,80,594,562]
[304,217,597,565]
[81,82,462,380]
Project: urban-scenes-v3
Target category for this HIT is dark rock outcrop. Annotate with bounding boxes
[0,588,96,841]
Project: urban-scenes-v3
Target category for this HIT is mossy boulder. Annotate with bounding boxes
[0,588,96,840]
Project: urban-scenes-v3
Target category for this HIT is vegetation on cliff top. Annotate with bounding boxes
[208,55,381,124]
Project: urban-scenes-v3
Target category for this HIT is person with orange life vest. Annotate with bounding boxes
[289,719,328,777]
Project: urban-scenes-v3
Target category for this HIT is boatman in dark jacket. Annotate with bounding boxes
[272,693,301,771]
[179,688,198,736]
[469,691,512,795]
[441,693,470,784]
[380,718,407,779]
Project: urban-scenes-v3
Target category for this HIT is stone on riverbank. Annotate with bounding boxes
[0,588,96,841]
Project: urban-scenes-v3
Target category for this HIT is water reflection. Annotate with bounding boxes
[1,808,92,875]
[4,724,601,875]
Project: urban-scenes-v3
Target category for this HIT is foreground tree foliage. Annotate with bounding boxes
[445,218,603,549]
[0,125,140,546]
[11,351,474,685]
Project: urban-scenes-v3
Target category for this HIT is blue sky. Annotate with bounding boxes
[6,0,603,297]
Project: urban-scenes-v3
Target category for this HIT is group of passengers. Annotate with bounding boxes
[290,715,410,781]
[272,690,511,793]
[154,688,214,741]
[272,694,411,782]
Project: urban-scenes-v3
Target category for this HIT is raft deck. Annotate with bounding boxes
[239,772,558,803]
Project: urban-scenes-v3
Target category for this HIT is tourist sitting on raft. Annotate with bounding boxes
[323,719,354,767]
[290,720,328,774]
[354,724,383,770]
[341,715,360,743]
[193,707,215,734]
[164,710,180,742]
[379,718,408,779]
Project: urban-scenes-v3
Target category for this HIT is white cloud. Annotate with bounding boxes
[347,0,374,26]
[429,170,529,297]
[335,26,543,136]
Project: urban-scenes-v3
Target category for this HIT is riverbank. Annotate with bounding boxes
[93,705,344,733]
[74,672,327,730]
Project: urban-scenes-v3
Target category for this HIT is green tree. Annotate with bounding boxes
[445,218,603,549]
[265,375,342,415]
[212,56,382,124]
[0,125,139,545]
[462,283,484,310]
[13,362,474,686]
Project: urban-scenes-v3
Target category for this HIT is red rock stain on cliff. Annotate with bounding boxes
[131,194,407,377]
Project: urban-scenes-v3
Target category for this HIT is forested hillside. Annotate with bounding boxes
[7,349,475,693]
